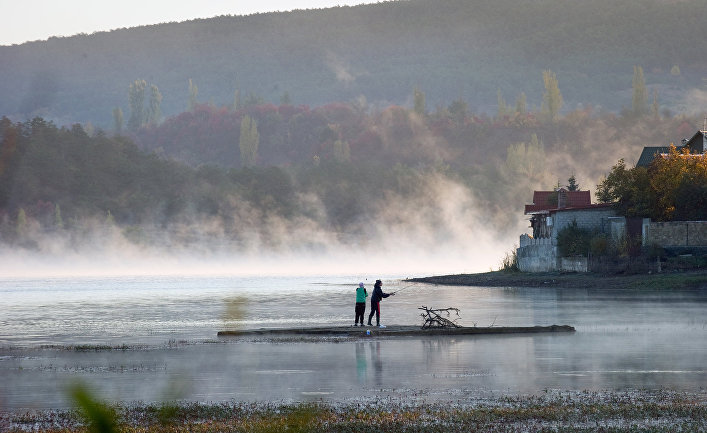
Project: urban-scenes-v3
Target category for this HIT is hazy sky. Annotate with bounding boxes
[0,0,382,46]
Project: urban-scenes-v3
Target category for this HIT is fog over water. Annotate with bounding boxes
[1,274,706,411]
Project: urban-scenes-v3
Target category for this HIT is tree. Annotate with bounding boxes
[127,79,147,131]
[447,97,468,125]
[496,88,508,119]
[333,139,350,162]
[16,208,27,236]
[112,107,123,135]
[504,133,545,180]
[651,88,659,119]
[567,174,579,191]
[632,65,647,116]
[413,87,426,116]
[515,92,527,115]
[54,203,63,229]
[188,79,198,111]
[280,91,291,105]
[148,85,162,125]
[649,145,707,221]
[541,70,563,122]
[596,158,653,217]
[239,115,259,167]
[232,89,241,111]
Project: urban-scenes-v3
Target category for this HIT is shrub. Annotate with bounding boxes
[557,220,593,257]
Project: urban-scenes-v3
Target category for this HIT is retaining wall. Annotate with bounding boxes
[517,242,557,272]
[647,221,707,247]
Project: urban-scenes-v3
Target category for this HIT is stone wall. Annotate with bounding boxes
[552,207,617,240]
[561,257,588,272]
[647,221,707,247]
[517,242,557,272]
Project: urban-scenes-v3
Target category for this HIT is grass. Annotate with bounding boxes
[4,390,706,432]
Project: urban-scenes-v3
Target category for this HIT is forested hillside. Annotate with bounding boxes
[1,0,707,128]
[2,106,701,261]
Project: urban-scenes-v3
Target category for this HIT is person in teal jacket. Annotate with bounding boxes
[354,282,368,326]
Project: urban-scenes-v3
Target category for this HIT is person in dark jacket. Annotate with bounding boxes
[367,279,394,327]
[354,282,368,326]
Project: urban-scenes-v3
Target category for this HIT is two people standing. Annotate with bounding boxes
[354,280,395,328]
[354,279,394,328]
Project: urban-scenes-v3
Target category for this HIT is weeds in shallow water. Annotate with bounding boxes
[68,382,120,433]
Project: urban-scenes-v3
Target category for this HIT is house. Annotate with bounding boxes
[636,128,706,167]
[517,188,616,272]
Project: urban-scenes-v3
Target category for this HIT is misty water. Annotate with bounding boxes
[1,274,706,411]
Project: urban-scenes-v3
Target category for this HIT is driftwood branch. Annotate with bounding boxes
[418,306,462,329]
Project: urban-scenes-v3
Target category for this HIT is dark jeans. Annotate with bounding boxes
[368,301,380,325]
[355,302,366,324]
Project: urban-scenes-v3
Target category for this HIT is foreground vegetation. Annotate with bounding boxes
[4,390,706,432]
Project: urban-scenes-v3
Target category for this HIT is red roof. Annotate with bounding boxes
[524,190,592,214]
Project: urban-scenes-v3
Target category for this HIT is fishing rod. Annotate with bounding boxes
[391,283,418,295]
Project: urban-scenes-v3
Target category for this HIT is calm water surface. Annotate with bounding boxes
[1,274,706,410]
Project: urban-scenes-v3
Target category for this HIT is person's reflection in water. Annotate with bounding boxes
[355,342,367,384]
[370,341,383,386]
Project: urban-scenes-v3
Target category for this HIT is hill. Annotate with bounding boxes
[1,0,707,128]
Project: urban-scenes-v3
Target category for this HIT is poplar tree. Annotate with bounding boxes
[16,208,27,236]
[239,115,259,167]
[632,65,647,116]
[413,87,426,116]
[497,89,508,119]
[148,85,162,125]
[541,70,563,122]
[232,89,241,111]
[127,79,147,131]
[188,79,198,111]
[515,92,527,115]
[112,107,123,135]
[54,204,63,229]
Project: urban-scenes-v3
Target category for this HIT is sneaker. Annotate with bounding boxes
[378,324,386,328]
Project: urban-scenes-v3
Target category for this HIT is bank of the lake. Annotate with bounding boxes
[409,269,707,290]
[5,390,706,433]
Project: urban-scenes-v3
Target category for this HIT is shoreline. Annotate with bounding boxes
[409,269,707,290]
[4,389,705,432]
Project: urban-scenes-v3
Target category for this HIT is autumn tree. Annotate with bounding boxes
[515,92,527,115]
[188,79,198,111]
[505,133,546,180]
[649,145,707,221]
[541,70,563,122]
[148,84,162,125]
[112,107,123,135]
[497,88,508,119]
[239,115,259,167]
[632,65,647,116]
[127,79,147,131]
[596,158,653,217]
[413,87,426,116]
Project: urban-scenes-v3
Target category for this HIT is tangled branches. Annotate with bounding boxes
[418,306,461,329]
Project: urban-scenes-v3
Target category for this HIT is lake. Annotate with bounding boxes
[1,274,706,410]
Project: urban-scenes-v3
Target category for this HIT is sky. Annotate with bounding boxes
[0,0,382,46]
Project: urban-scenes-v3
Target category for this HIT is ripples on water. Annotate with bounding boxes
[1,274,706,409]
